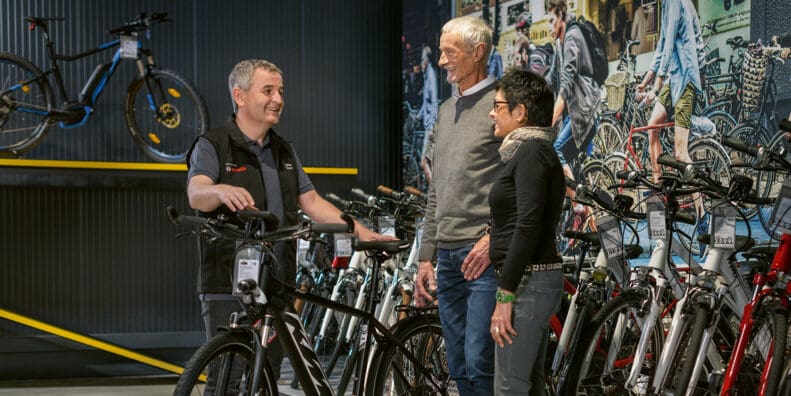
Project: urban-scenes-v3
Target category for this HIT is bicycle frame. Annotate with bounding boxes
[8,20,159,128]
[235,250,441,396]
[720,232,791,395]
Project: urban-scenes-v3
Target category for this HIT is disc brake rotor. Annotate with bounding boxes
[157,103,181,129]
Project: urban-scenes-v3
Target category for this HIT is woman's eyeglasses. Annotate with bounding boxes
[493,101,510,112]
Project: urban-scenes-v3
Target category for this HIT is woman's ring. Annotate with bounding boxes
[493,327,499,333]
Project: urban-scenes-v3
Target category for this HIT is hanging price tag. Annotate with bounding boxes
[296,238,311,268]
[769,179,791,234]
[711,201,737,249]
[334,234,353,257]
[646,195,666,240]
[120,34,138,59]
[596,214,623,259]
[233,258,260,295]
[378,215,396,237]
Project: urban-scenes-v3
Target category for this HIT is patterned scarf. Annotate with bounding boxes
[498,126,555,162]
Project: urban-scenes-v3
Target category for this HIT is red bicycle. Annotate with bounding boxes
[719,134,791,395]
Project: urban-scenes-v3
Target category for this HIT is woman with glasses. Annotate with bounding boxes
[487,69,565,394]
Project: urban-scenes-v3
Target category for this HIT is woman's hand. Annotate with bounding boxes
[490,298,517,348]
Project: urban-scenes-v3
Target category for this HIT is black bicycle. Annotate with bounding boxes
[0,12,209,163]
[168,208,449,395]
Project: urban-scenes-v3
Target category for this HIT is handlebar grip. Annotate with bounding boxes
[565,177,579,190]
[405,186,424,197]
[722,135,759,157]
[377,185,403,200]
[744,196,775,205]
[351,188,376,205]
[237,210,280,231]
[312,223,353,234]
[326,193,349,207]
[175,214,208,227]
[657,153,690,172]
[378,185,395,195]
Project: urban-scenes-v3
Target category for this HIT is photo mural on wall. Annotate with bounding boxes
[402,0,791,195]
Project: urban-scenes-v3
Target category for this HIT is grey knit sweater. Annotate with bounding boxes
[418,80,502,261]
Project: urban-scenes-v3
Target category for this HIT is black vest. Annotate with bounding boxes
[188,116,299,294]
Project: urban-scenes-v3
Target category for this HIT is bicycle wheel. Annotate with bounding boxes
[726,303,788,396]
[125,68,209,163]
[725,123,769,220]
[0,52,54,153]
[562,289,663,396]
[662,303,708,395]
[581,159,616,193]
[370,314,449,395]
[757,130,790,240]
[592,116,625,157]
[174,331,278,396]
[705,109,736,138]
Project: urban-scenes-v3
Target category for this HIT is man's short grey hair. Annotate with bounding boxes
[228,59,282,112]
[441,16,493,59]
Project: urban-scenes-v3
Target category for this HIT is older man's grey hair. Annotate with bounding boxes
[441,16,493,60]
[228,59,282,112]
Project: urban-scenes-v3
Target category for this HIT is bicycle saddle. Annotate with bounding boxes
[563,230,599,245]
[697,234,755,252]
[352,239,410,254]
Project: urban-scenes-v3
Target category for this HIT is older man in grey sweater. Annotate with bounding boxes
[413,16,502,396]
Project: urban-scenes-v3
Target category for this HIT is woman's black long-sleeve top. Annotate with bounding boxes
[488,138,565,292]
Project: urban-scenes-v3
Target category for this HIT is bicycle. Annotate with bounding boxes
[0,12,209,163]
[169,207,449,395]
[718,135,791,395]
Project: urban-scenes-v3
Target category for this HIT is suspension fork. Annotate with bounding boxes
[250,314,276,393]
[623,278,667,387]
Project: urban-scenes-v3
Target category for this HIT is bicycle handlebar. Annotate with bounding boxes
[351,188,377,206]
[405,186,424,198]
[237,209,280,231]
[107,12,171,35]
[722,136,759,157]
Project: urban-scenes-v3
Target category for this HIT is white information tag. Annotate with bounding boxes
[646,195,666,240]
[596,215,623,259]
[414,217,425,250]
[769,179,791,234]
[234,259,260,295]
[120,34,138,59]
[378,216,396,237]
[334,234,353,257]
[711,202,736,249]
[296,238,311,268]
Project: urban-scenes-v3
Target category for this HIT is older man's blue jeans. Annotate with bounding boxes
[436,245,496,396]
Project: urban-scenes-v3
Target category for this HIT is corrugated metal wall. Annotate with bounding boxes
[0,0,400,379]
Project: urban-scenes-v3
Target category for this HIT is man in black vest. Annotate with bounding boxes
[186,59,382,381]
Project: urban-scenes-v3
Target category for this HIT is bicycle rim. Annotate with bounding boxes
[0,53,53,153]
[174,331,277,396]
[757,131,790,240]
[372,316,449,395]
[564,290,662,395]
[728,304,788,395]
[125,68,209,163]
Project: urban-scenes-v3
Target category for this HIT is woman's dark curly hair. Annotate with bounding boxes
[496,68,554,127]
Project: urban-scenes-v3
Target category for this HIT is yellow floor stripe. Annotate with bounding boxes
[0,158,357,175]
[0,307,197,378]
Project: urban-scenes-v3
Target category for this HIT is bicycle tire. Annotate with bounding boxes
[593,116,626,157]
[0,51,55,154]
[664,302,708,395]
[581,159,616,194]
[561,289,663,396]
[727,302,788,395]
[757,130,790,240]
[369,314,448,395]
[125,68,209,163]
[705,110,737,138]
[725,123,770,220]
[174,331,278,396]
[555,298,596,395]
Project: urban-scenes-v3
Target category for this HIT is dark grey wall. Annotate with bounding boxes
[0,0,400,379]
[752,0,791,119]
